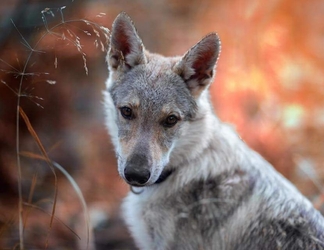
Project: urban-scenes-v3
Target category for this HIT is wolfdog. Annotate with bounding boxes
[103,12,324,250]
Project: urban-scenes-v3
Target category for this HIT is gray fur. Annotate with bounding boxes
[104,12,324,249]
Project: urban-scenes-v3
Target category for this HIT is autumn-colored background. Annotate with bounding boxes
[0,0,323,249]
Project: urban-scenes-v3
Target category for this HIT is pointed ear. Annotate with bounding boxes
[173,33,221,97]
[108,12,146,71]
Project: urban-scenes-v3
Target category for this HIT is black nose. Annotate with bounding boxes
[124,167,151,186]
[124,154,151,186]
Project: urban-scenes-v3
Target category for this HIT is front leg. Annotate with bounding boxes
[143,170,254,250]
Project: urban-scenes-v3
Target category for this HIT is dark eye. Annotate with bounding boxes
[163,115,178,128]
[120,107,133,120]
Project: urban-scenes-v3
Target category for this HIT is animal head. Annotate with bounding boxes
[105,12,220,186]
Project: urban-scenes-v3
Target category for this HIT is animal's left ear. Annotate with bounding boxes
[173,33,221,97]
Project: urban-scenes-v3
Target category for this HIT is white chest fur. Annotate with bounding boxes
[122,189,155,250]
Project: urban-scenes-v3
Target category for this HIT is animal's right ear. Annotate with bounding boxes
[108,12,146,72]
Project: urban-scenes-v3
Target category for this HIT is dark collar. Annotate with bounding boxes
[130,169,174,194]
[155,169,174,184]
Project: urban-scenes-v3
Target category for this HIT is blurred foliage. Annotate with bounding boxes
[0,0,323,249]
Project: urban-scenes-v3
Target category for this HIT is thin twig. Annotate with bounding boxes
[21,151,91,248]
[8,9,109,249]
[19,107,58,249]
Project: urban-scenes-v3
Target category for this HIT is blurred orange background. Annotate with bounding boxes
[0,0,323,249]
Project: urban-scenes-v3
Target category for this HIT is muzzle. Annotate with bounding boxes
[124,153,151,186]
